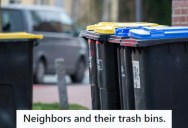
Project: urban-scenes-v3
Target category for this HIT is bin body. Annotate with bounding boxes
[86,22,118,110]
[110,34,138,110]
[86,30,121,110]
[0,32,42,128]
[119,46,135,110]
[0,40,34,128]
[107,25,160,109]
[125,26,188,128]
[96,41,121,109]
[109,36,135,110]
[132,42,188,128]
[88,39,100,109]
[81,30,101,110]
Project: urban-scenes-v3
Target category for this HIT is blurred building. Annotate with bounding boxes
[1,0,135,28]
[2,0,171,28]
[2,0,57,5]
[172,0,188,26]
[2,0,108,28]
[65,0,171,27]
[64,0,128,28]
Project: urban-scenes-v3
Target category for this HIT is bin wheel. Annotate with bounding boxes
[70,58,86,83]
[34,60,46,84]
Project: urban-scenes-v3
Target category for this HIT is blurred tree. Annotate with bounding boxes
[102,0,111,21]
[143,0,171,25]
[89,0,102,24]
[118,0,171,25]
[118,0,135,21]
[76,0,102,28]
[75,0,171,28]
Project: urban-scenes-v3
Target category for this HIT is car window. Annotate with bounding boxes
[2,9,24,32]
[60,13,74,34]
[31,10,74,34]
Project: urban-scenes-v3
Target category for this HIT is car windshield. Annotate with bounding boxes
[31,9,73,33]
[60,12,72,25]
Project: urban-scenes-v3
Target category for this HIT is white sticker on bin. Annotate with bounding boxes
[97,59,103,71]
[121,65,125,77]
[133,61,140,88]
[88,56,92,68]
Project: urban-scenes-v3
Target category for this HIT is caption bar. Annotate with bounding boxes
[17,110,172,128]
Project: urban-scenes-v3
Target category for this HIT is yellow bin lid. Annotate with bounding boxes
[86,22,117,31]
[94,22,159,34]
[0,32,43,40]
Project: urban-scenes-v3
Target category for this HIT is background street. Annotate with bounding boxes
[33,69,92,109]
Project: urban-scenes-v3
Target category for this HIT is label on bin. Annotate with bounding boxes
[97,59,103,71]
[88,57,92,68]
[132,61,140,88]
[121,65,125,77]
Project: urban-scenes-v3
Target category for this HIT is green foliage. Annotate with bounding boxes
[33,103,89,110]
[119,0,135,22]
[143,0,172,25]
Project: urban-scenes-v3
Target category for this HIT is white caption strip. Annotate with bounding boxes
[17,110,172,128]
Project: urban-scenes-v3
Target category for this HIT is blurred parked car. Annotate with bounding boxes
[2,4,88,83]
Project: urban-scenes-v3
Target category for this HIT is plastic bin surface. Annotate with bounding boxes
[0,32,43,39]
[115,25,167,37]
[86,22,116,31]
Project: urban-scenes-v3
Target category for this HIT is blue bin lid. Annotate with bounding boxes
[129,26,188,39]
[115,27,141,37]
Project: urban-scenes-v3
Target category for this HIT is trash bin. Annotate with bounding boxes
[81,30,100,110]
[86,22,122,109]
[0,32,43,128]
[109,27,137,110]
[103,24,158,110]
[88,38,101,110]
[86,22,158,110]
[122,26,188,128]
[81,22,117,110]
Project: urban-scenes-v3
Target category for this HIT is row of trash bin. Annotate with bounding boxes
[81,22,188,128]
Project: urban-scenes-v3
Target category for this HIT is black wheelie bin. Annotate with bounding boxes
[122,26,188,128]
[103,23,159,110]
[0,32,43,128]
[81,22,116,110]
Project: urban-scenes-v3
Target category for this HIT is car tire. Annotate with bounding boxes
[34,60,46,84]
[70,59,86,83]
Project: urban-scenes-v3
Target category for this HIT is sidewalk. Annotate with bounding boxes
[33,84,92,109]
